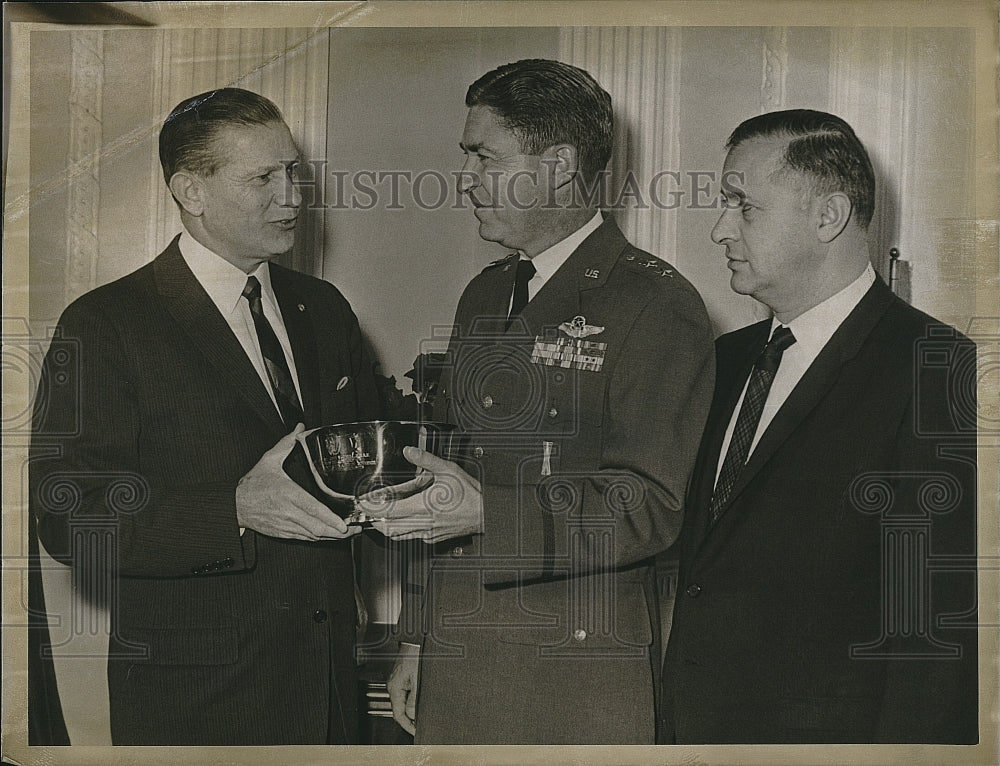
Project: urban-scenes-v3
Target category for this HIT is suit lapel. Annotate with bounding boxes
[153,237,285,435]
[710,279,896,525]
[269,265,321,428]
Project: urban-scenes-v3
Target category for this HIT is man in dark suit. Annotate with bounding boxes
[372,59,715,743]
[660,109,978,743]
[30,88,380,745]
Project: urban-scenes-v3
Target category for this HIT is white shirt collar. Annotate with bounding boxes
[775,263,876,351]
[521,210,603,284]
[178,231,275,315]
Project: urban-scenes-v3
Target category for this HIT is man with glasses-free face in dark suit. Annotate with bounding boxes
[660,110,978,744]
[31,88,379,745]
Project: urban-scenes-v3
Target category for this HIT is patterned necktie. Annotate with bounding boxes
[242,276,304,427]
[708,325,796,526]
[506,259,536,330]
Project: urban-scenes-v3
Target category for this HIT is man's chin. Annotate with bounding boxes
[475,220,505,246]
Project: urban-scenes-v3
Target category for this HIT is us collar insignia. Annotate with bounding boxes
[559,315,604,338]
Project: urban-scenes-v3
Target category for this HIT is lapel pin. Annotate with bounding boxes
[297,303,306,312]
[584,269,600,279]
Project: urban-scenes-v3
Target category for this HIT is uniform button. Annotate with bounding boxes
[482,394,494,409]
[313,609,328,623]
[686,584,702,598]
[548,407,558,418]
[451,546,464,556]
[473,446,484,459]
[573,629,587,641]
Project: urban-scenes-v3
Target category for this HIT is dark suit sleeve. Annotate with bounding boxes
[875,336,978,743]
[480,285,715,584]
[31,299,251,579]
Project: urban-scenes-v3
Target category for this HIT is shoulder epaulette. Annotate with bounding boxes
[482,252,518,273]
[620,250,674,279]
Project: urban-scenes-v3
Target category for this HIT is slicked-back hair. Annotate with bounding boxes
[466,59,613,185]
[159,88,284,185]
[727,109,876,230]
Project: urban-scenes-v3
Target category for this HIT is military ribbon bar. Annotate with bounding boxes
[531,336,607,372]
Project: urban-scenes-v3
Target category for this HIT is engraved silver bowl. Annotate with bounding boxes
[297,420,457,525]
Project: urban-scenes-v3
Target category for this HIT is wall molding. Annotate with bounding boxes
[65,31,104,305]
[559,27,682,263]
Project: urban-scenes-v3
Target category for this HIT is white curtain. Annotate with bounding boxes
[560,27,682,263]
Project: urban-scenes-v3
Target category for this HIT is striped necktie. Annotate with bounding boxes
[708,325,796,526]
[242,275,304,427]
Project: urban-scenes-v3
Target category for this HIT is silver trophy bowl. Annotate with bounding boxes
[297,420,458,525]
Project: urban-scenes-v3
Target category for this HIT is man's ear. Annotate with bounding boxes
[542,144,579,190]
[816,191,852,243]
[168,171,205,216]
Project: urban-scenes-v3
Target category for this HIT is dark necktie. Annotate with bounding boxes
[506,258,536,330]
[242,275,304,427]
[708,325,796,526]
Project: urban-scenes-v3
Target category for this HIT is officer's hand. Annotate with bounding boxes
[236,424,360,540]
[387,644,420,735]
[368,447,483,542]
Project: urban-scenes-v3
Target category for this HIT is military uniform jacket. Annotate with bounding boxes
[401,215,714,743]
[31,237,380,745]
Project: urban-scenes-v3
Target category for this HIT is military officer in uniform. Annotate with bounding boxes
[371,59,714,744]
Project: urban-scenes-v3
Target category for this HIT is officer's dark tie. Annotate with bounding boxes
[708,325,796,526]
[242,275,304,427]
[505,258,536,330]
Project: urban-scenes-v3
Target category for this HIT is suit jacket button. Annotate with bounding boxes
[451,546,463,556]
[686,584,702,598]
[473,446,484,459]
[573,629,587,641]
[313,609,328,623]
[547,406,558,418]
[482,394,494,409]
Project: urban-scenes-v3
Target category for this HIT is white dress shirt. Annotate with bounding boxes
[510,210,604,310]
[178,232,304,415]
[714,263,877,484]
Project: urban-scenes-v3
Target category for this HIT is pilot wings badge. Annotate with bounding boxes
[558,315,604,339]
[534,315,607,372]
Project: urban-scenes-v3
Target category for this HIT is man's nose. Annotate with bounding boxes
[456,156,481,196]
[279,172,302,208]
[711,209,736,245]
